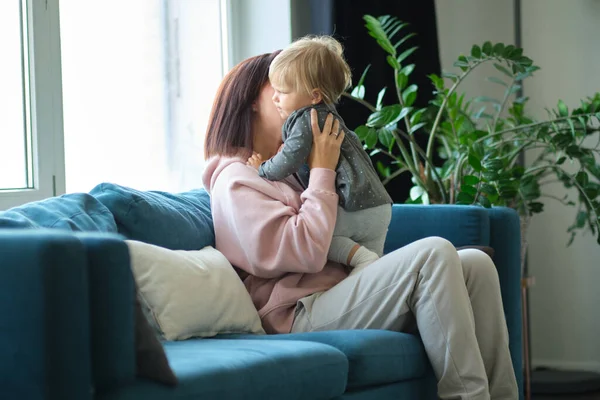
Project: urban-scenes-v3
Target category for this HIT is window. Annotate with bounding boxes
[0,0,65,211]
[59,0,228,193]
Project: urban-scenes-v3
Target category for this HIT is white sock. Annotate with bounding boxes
[349,246,379,270]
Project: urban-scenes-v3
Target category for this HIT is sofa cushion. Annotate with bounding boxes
[90,183,214,250]
[126,241,264,340]
[97,339,348,400]
[0,193,117,232]
[222,330,428,389]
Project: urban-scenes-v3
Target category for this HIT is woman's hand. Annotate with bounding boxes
[308,109,344,170]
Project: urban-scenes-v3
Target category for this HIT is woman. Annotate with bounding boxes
[202,52,518,400]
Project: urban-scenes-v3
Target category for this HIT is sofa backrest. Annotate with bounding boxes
[0,193,118,232]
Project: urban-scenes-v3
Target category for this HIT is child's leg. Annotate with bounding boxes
[356,204,392,257]
[327,204,392,268]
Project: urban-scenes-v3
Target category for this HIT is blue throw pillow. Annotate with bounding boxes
[0,193,118,232]
[90,183,214,250]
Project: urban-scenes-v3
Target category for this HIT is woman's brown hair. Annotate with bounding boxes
[204,51,280,159]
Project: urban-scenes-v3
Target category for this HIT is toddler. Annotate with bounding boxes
[248,36,393,272]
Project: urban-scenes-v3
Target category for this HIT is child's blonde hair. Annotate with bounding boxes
[269,35,352,105]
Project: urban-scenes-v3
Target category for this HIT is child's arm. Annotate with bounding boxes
[258,111,313,181]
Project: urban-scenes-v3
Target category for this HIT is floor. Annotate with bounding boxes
[532,393,600,399]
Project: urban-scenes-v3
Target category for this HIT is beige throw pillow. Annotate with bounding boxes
[126,240,265,340]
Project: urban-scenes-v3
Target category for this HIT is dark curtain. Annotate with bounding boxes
[305,0,441,203]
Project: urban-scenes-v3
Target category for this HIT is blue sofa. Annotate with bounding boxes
[0,183,523,400]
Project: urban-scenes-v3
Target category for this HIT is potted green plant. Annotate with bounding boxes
[346,15,600,260]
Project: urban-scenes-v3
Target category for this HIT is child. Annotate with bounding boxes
[247,35,392,272]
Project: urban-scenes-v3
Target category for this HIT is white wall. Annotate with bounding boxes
[228,0,292,67]
[522,0,600,372]
[436,0,600,373]
[435,0,515,114]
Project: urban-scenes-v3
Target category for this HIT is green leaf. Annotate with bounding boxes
[356,64,371,88]
[462,184,478,195]
[428,74,444,90]
[557,156,567,165]
[480,183,498,197]
[400,64,415,76]
[442,72,459,82]
[393,32,417,49]
[387,55,400,70]
[463,175,480,186]
[528,202,544,213]
[365,127,378,148]
[355,125,370,141]
[376,161,391,178]
[410,185,425,201]
[502,44,516,58]
[471,45,482,58]
[396,73,408,91]
[478,195,492,208]
[376,87,387,110]
[576,211,587,228]
[398,106,412,120]
[409,122,427,134]
[366,105,403,128]
[486,76,508,87]
[493,63,513,77]
[473,96,501,105]
[457,191,475,204]
[402,84,418,107]
[482,41,493,55]
[468,153,482,172]
[558,99,569,117]
[350,85,365,99]
[506,85,522,96]
[492,43,505,56]
[378,127,395,149]
[410,108,426,125]
[397,46,418,64]
[576,171,589,187]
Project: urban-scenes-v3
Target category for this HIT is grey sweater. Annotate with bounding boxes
[258,103,392,212]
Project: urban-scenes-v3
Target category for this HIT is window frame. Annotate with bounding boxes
[0,0,65,210]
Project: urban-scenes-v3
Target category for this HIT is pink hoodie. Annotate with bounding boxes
[202,155,349,334]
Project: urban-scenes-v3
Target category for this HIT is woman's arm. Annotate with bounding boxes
[214,111,345,279]
[212,163,338,279]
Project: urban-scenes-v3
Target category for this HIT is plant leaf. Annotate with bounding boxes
[376,87,387,110]
[493,63,513,77]
[487,76,508,87]
[397,46,418,64]
[558,99,569,117]
[471,45,482,58]
[400,64,415,76]
[409,122,427,134]
[482,41,493,55]
[457,191,475,204]
[393,32,417,49]
[468,153,482,172]
[387,55,401,70]
[351,85,366,99]
[463,175,480,186]
[378,126,395,149]
[402,84,418,107]
[410,108,426,125]
[366,105,403,128]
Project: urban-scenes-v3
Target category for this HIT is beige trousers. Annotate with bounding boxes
[291,237,518,400]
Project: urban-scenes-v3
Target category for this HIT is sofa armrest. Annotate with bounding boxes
[384,205,491,253]
[487,207,523,396]
[0,230,92,400]
[75,233,136,393]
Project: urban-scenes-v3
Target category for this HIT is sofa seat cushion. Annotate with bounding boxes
[0,193,117,232]
[223,330,428,389]
[90,183,214,250]
[98,339,348,400]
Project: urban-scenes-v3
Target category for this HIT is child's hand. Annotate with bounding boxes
[246,152,264,170]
